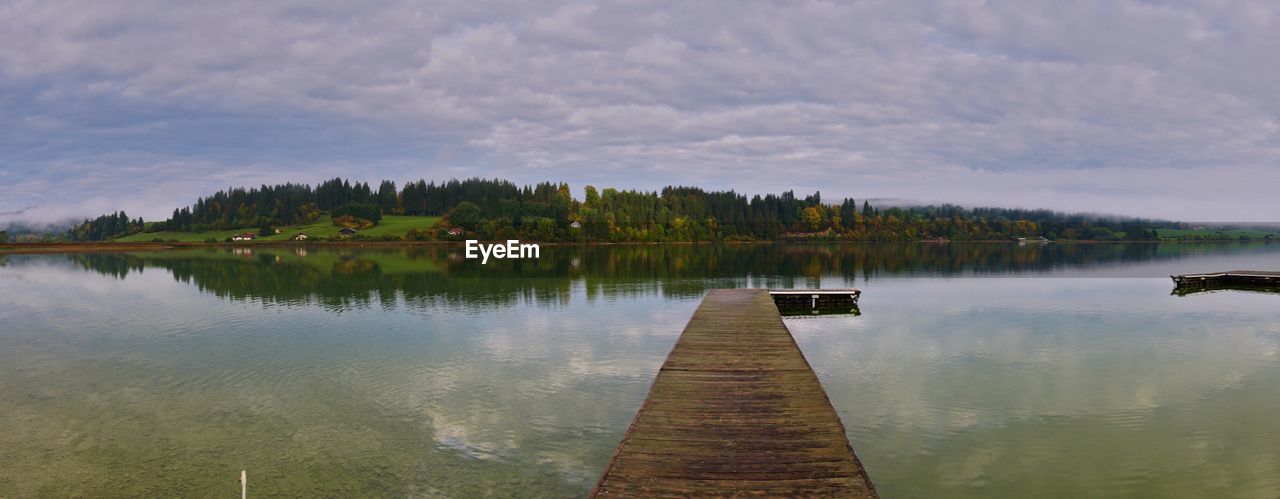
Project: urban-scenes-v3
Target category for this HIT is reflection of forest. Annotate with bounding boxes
[64,243,1274,310]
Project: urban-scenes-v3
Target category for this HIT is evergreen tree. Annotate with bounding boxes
[70,176,1174,243]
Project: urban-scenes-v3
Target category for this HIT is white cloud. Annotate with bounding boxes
[2,0,1278,221]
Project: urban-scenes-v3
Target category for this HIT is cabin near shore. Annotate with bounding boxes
[231,232,256,241]
[338,227,358,236]
[292,233,308,241]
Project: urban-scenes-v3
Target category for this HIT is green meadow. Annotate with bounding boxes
[115,215,443,242]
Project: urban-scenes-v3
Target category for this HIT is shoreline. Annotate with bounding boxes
[1,238,1270,255]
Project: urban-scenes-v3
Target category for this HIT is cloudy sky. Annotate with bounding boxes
[2,0,1279,224]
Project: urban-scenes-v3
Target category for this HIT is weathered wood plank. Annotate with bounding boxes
[591,288,878,498]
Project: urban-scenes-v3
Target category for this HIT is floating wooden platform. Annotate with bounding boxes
[769,288,861,308]
[1171,270,1280,288]
[591,289,877,498]
[1172,270,1280,296]
[770,289,862,316]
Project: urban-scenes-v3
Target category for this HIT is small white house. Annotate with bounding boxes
[232,232,256,241]
[447,227,463,236]
[293,233,308,241]
[569,221,582,229]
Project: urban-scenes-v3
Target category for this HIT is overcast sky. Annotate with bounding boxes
[2,0,1279,224]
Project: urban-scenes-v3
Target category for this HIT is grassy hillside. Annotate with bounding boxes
[115,227,247,242]
[115,215,443,242]
[1154,228,1280,239]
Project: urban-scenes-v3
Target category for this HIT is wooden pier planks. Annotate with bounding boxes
[591,289,878,498]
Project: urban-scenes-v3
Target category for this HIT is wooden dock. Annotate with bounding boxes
[1172,270,1280,296]
[1171,270,1280,288]
[769,288,861,308]
[770,289,862,316]
[591,289,877,498]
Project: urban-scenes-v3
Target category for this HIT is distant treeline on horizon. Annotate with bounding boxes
[66,177,1206,243]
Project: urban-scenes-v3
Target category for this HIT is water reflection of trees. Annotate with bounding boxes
[62,242,1273,310]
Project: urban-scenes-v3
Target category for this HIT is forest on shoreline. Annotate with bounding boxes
[53,177,1273,244]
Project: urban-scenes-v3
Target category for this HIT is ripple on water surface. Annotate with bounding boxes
[2,249,1280,497]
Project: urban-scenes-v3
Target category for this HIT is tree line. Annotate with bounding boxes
[69,176,1171,242]
[68,211,145,241]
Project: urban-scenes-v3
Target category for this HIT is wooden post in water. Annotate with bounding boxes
[591,289,877,497]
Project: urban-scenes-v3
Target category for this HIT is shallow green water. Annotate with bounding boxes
[1,243,1278,497]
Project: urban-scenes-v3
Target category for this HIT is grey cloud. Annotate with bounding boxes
[1,0,1278,221]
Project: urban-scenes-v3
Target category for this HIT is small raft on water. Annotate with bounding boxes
[768,288,861,313]
[1171,270,1280,288]
[1171,270,1280,295]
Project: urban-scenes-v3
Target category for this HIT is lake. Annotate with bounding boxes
[1,243,1278,497]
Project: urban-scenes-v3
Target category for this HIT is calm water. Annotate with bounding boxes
[1,243,1278,497]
